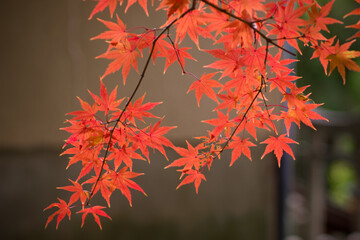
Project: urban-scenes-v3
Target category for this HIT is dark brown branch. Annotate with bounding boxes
[86,2,197,205]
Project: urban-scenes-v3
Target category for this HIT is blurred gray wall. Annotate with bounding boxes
[0,1,278,239]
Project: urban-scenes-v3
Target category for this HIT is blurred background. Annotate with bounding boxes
[0,0,359,239]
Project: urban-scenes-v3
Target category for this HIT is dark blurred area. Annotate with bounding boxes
[1,0,359,240]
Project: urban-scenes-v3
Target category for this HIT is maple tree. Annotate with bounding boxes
[44,0,360,229]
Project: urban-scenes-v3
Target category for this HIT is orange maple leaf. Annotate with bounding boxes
[326,40,360,84]
[307,0,342,33]
[57,179,89,206]
[261,134,298,167]
[91,16,128,45]
[89,0,123,20]
[84,174,113,207]
[174,3,213,48]
[176,169,206,194]
[187,72,222,106]
[96,41,140,84]
[77,206,112,230]
[125,0,150,16]
[165,141,202,170]
[88,79,123,115]
[344,0,360,18]
[228,137,256,166]
[44,198,71,229]
[157,0,190,18]
[108,167,147,206]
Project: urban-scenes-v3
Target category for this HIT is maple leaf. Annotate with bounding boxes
[84,173,114,207]
[326,40,360,84]
[91,16,128,45]
[118,94,161,124]
[96,42,140,84]
[311,36,336,75]
[68,97,99,121]
[109,144,145,171]
[57,179,89,206]
[228,137,256,166]
[146,119,177,159]
[108,167,147,206]
[281,103,328,134]
[77,206,112,230]
[307,0,342,33]
[174,3,213,47]
[345,20,360,40]
[261,134,298,167]
[176,169,206,194]
[215,90,239,113]
[125,0,150,16]
[344,0,360,18]
[162,44,195,74]
[204,48,244,79]
[202,111,236,138]
[203,8,230,37]
[165,141,202,170]
[89,0,123,20]
[88,79,123,115]
[76,146,105,181]
[268,0,309,53]
[187,72,222,106]
[217,14,254,49]
[157,0,190,18]
[228,0,265,17]
[268,70,300,92]
[281,85,310,109]
[44,198,71,229]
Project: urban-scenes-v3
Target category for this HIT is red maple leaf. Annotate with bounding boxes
[84,173,114,207]
[91,16,128,45]
[125,0,150,16]
[88,79,124,115]
[307,0,342,32]
[157,0,190,18]
[268,0,309,53]
[176,169,206,194]
[145,119,177,159]
[118,94,161,124]
[187,72,222,106]
[108,144,144,171]
[261,134,298,167]
[89,0,123,20]
[174,3,213,47]
[326,40,360,84]
[162,44,195,74]
[57,179,89,206]
[228,137,256,166]
[202,111,236,138]
[165,141,202,170]
[96,41,140,84]
[68,97,99,121]
[108,167,147,206]
[77,206,112,230]
[44,198,71,229]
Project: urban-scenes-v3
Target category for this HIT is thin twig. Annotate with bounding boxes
[86,2,197,205]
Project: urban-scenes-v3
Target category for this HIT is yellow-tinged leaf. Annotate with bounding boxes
[326,40,360,84]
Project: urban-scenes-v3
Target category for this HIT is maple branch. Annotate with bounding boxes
[86,2,197,206]
[166,33,201,80]
[200,0,296,56]
[259,88,277,135]
[199,86,262,174]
